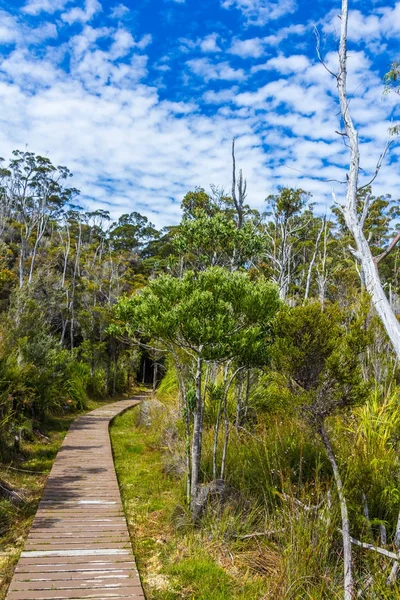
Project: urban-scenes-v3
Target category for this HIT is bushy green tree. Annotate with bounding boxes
[114,267,280,513]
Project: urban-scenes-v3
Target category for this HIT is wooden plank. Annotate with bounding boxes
[5,395,149,600]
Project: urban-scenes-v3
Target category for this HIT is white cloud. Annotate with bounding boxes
[222,0,297,26]
[62,0,102,25]
[109,29,135,59]
[110,3,129,19]
[203,87,238,103]
[22,0,71,15]
[229,38,265,58]
[135,34,153,51]
[264,23,306,45]
[257,54,310,74]
[187,58,246,82]
[200,33,221,53]
[322,3,400,46]
[0,11,58,45]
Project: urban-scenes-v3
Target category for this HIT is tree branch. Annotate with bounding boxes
[374,231,400,266]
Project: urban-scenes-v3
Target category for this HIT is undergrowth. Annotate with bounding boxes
[111,386,400,599]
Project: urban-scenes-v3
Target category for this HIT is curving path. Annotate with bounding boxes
[6,395,149,600]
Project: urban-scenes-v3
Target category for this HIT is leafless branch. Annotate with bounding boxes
[284,165,346,184]
[314,26,338,79]
[358,138,393,192]
[374,231,400,266]
[349,535,398,560]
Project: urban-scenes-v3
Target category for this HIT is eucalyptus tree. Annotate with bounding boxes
[114,267,279,514]
[331,0,400,361]
[263,188,313,300]
[1,151,77,288]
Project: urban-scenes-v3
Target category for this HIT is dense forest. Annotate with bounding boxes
[1,3,400,599]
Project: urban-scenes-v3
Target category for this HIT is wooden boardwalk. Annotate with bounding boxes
[6,396,148,600]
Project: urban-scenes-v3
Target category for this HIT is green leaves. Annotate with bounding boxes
[271,301,370,420]
[173,211,264,271]
[115,267,280,364]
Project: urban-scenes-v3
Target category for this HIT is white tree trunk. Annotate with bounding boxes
[337,0,400,360]
[319,424,354,600]
[304,218,325,301]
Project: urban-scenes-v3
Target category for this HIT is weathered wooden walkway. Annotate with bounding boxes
[6,396,148,600]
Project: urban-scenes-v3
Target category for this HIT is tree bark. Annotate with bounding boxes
[319,423,354,600]
[190,355,203,510]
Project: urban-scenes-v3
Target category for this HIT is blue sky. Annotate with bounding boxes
[0,0,399,226]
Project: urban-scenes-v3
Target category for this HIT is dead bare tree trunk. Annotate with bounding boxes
[212,365,242,480]
[317,217,329,308]
[336,0,400,360]
[387,511,400,586]
[231,139,246,230]
[304,217,325,302]
[70,220,82,351]
[319,423,354,600]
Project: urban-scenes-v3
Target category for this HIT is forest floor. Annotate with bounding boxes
[0,393,136,600]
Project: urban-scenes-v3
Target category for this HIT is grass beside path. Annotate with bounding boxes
[111,403,269,600]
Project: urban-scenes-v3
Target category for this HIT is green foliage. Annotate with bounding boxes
[64,362,90,410]
[173,212,264,270]
[271,301,370,420]
[115,266,280,363]
[265,187,311,221]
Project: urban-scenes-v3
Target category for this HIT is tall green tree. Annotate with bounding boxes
[114,267,280,514]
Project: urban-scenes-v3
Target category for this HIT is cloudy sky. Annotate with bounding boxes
[0,0,399,226]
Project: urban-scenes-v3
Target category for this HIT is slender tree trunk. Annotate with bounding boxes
[319,424,354,600]
[317,218,329,308]
[19,237,26,289]
[387,511,400,586]
[190,355,203,509]
[220,397,229,480]
[304,218,325,301]
[153,362,158,392]
[212,363,229,480]
[106,352,111,393]
[113,347,117,395]
[243,369,251,423]
[212,390,224,481]
[174,361,190,503]
[235,370,244,430]
[337,0,400,360]
[28,219,47,284]
[70,221,82,351]
[142,359,146,384]
[61,226,70,288]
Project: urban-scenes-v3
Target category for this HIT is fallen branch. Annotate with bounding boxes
[0,480,26,504]
[282,492,325,512]
[33,429,50,444]
[350,535,398,560]
[232,529,285,540]
[6,465,47,474]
